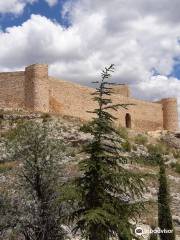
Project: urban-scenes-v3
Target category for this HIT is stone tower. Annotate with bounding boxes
[112,84,130,97]
[160,98,178,131]
[24,64,49,112]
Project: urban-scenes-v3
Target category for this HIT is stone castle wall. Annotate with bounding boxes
[0,71,25,109]
[49,77,164,131]
[0,64,178,131]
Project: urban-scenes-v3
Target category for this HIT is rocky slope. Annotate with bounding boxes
[0,110,180,239]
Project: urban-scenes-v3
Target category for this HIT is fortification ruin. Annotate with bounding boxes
[0,64,178,132]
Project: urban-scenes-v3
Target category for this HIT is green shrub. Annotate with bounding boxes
[147,143,168,156]
[134,134,148,145]
[175,163,180,174]
[146,143,171,166]
[42,113,51,122]
[67,147,77,157]
[4,122,27,141]
[79,122,94,133]
[171,162,180,174]
[135,154,159,166]
[158,139,172,154]
[117,126,128,140]
[132,144,137,151]
[8,230,19,240]
[158,158,175,240]
[172,149,180,159]
[122,140,131,152]
[170,162,176,168]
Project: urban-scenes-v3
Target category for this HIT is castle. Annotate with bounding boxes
[0,64,178,132]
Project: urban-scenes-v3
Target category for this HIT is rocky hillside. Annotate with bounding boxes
[0,109,180,240]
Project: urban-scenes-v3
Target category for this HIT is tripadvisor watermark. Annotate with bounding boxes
[135,226,173,236]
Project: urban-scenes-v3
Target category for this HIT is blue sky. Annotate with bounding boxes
[170,57,180,79]
[0,0,70,30]
[172,64,180,79]
[0,0,180,116]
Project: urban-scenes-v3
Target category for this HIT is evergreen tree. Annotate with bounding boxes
[148,225,158,240]
[149,233,158,240]
[71,65,145,240]
[158,156,175,240]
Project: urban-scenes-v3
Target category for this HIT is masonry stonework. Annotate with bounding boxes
[0,64,178,132]
[160,98,178,131]
[25,64,49,112]
[0,71,25,109]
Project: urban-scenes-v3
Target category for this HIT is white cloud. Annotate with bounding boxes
[60,0,180,124]
[132,75,180,124]
[45,0,58,7]
[0,0,180,125]
[0,14,82,69]
[0,0,36,14]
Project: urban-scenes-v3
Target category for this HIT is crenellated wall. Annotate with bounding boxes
[0,64,178,132]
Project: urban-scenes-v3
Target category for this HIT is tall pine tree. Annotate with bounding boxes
[158,156,175,240]
[71,65,145,240]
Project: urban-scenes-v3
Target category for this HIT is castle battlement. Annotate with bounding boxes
[0,64,178,132]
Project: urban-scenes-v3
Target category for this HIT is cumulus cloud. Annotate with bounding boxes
[45,0,58,7]
[0,14,82,69]
[133,75,180,124]
[0,0,36,14]
[0,0,180,124]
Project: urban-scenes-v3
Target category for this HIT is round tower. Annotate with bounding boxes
[160,98,178,131]
[112,84,130,97]
[25,64,49,112]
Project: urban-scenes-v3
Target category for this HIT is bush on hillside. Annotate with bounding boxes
[171,162,180,174]
[122,140,132,152]
[117,126,129,140]
[134,134,148,145]
[79,121,94,133]
[175,163,180,174]
[147,143,169,156]
[172,149,180,159]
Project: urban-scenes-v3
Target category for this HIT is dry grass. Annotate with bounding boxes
[0,161,18,173]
